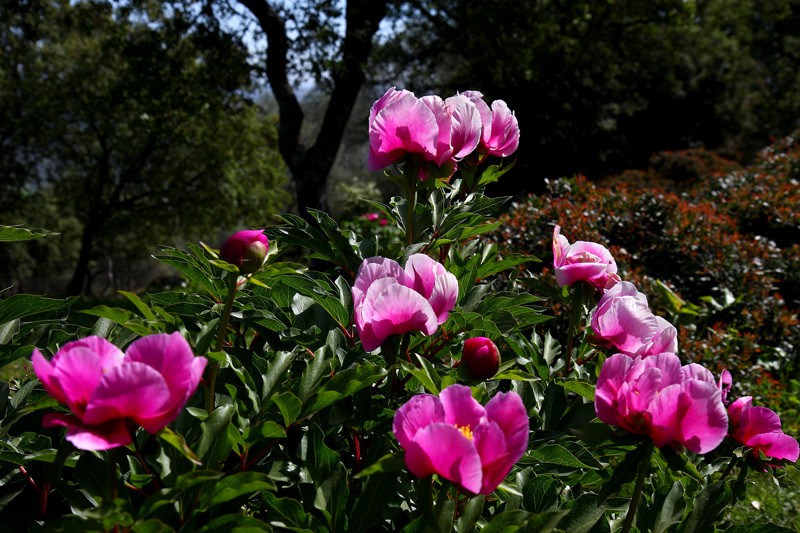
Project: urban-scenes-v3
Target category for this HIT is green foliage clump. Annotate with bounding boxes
[496,135,800,430]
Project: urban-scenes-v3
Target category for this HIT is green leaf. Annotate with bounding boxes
[558,380,595,401]
[157,427,202,466]
[559,494,627,533]
[304,364,387,415]
[682,480,732,533]
[0,225,59,242]
[522,476,559,513]
[651,481,685,533]
[261,350,297,403]
[0,294,75,324]
[118,290,157,321]
[528,444,596,469]
[196,514,271,532]
[199,472,276,510]
[273,391,303,427]
[258,420,287,439]
[353,452,405,479]
[197,404,234,468]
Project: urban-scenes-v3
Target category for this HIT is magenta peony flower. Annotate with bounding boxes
[220,229,269,274]
[462,90,520,158]
[32,333,207,450]
[591,281,678,357]
[461,337,500,380]
[352,254,458,352]
[552,225,619,290]
[595,353,728,453]
[727,396,799,463]
[393,384,529,494]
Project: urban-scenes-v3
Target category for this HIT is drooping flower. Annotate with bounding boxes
[393,384,529,494]
[591,281,678,357]
[461,337,500,380]
[352,254,458,352]
[220,229,269,274]
[727,396,799,463]
[462,90,520,158]
[595,352,728,453]
[32,333,207,450]
[552,225,619,290]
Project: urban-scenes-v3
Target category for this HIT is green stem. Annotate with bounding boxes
[622,441,654,533]
[404,160,419,247]
[205,273,239,414]
[106,451,118,504]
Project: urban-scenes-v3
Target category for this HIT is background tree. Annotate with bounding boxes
[0,0,289,295]
[226,0,391,216]
[374,0,800,196]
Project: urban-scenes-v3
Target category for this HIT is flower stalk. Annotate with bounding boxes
[206,272,239,414]
[622,441,654,533]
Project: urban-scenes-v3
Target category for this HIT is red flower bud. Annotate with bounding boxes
[220,229,269,274]
[461,337,500,380]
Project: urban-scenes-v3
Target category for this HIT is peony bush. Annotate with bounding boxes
[0,90,797,531]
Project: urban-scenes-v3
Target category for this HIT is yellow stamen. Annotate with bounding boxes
[456,424,473,440]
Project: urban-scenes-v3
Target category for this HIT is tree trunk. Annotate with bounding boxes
[65,214,98,296]
[237,0,389,217]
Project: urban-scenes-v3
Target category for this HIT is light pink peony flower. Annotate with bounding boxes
[727,396,799,463]
[368,88,439,172]
[595,353,728,453]
[393,384,529,494]
[591,281,678,357]
[461,90,520,158]
[220,229,269,274]
[32,333,207,450]
[352,254,458,352]
[552,226,619,290]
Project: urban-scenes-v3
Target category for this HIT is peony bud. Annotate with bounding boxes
[461,337,500,380]
[220,229,269,274]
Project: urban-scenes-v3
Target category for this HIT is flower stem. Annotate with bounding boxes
[205,273,239,414]
[622,441,654,533]
[404,161,418,247]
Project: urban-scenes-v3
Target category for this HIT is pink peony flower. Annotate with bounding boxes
[591,281,678,357]
[368,88,439,172]
[595,353,728,453]
[393,384,529,494]
[552,226,619,290]
[368,88,485,176]
[352,254,458,352]
[461,337,500,380]
[32,333,207,450]
[727,396,799,463]
[220,229,269,274]
[462,90,520,158]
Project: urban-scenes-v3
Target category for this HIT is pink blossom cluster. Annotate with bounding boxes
[368,87,519,176]
[553,227,677,358]
[595,353,728,453]
[32,333,206,450]
[393,384,528,494]
[720,371,799,464]
[361,212,388,226]
[352,254,458,351]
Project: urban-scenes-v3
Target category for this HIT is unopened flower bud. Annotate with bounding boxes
[462,337,500,380]
[220,229,269,274]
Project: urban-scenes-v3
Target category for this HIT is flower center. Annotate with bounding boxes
[456,424,473,440]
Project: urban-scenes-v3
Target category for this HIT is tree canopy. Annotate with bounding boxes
[0,0,289,295]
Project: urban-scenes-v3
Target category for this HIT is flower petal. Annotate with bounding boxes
[404,423,482,494]
[393,394,445,450]
[439,384,485,429]
[44,413,132,451]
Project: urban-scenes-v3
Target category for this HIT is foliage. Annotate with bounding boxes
[495,135,800,433]
[1,123,797,530]
[0,0,289,295]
